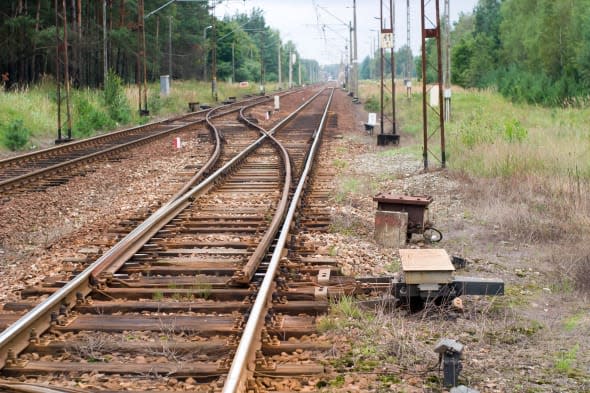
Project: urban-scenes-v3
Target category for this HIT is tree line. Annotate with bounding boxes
[450,0,590,106]
[356,0,590,107]
[0,0,319,88]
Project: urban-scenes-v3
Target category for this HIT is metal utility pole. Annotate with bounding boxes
[348,21,352,92]
[55,0,72,143]
[168,15,172,78]
[421,0,446,169]
[298,59,301,86]
[203,25,212,81]
[443,0,451,121]
[137,0,148,115]
[232,42,235,83]
[212,8,218,101]
[377,0,399,146]
[288,47,293,88]
[103,0,108,84]
[156,16,160,75]
[352,0,358,99]
[406,0,412,97]
[259,35,265,93]
[277,41,282,88]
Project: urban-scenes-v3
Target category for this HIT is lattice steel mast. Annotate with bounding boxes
[420,0,445,169]
[377,0,399,145]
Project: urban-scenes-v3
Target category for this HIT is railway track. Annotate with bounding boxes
[0,87,375,392]
[0,92,293,197]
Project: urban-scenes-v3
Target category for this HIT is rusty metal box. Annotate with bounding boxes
[373,193,433,233]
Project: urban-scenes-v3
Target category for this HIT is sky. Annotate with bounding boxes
[216,0,480,65]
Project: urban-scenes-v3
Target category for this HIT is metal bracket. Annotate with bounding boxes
[317,268,330,285]
[314,286,328,300]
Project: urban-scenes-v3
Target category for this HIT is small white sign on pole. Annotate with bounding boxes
[274,95,280,110]
[380,32,393,49]
[429,85,440,107]
[368,113,377,126]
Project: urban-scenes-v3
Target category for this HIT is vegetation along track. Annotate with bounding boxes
[0,92,293,197]
[0,87,372,392]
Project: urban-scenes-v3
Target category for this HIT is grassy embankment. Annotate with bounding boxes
[0,78,270,154]
[361,81,590,288]
[314,82,590,391]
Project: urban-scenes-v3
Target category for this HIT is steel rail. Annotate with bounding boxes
[0,93,270,168]
[0,94,275,192]
[222,88,335,393]
[162,100,226,203]
[166,93,274,203]
[228,90,328,284]
[91,88,326,278]
[0,382,87,393]
[0,88,325,371]
[0,123,188,192]
[0,107,209,169]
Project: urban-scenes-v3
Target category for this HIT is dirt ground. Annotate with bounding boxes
[317,89,589,392]
[0,88,588,392]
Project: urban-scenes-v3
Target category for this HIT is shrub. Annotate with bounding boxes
[103,70,131,124]
[364,94,388,113]
[455,107,498,148]
[2,119,30,151]
[150,92,162,115]
[503,119,528,143]
[73,97,113,138]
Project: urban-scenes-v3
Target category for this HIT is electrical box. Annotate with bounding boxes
[399,249,454,285]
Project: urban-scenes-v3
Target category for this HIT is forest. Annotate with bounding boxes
[3,0,590,108]
[358,0,590,107]
[0,0,319,88]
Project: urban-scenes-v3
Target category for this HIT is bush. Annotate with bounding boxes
[455,107,498,148]
[148,89,163,115]
[2,119,30,151]
[503,119,528,143]
[103,70,131,124]
[364,94,389,113]
[73,97,114,138]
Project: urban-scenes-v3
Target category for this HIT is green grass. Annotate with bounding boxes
[0,79,270,153]
[317,296,366,333]
[359,82,590,181]
[563,312,584,332]
[334,178,360,203]
[359,81,590,249]
[332,158,348,170]
[554,344,580,375]
[445,91,590,179]
[0,80,55,149]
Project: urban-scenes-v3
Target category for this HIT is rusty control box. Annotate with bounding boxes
[373,193,441,242]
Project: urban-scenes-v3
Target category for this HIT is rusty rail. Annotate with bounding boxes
[0,88,326,371]
[0,93,276,193]
[230,88,327,284]
[223,87,335,393]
